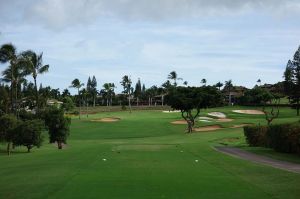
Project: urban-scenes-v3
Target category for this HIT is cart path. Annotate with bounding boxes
[215,146,300,174]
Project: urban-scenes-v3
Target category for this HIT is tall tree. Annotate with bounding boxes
[22,50,49,112]
[90,76,97,107]
[70,79,84,119]
[134,78,142,106]
[44,106,71,149]
[201,78,207,86]
[224,80,233,105]
[168,71,182,87]
[102,83,115,106]
[0,44,27,114]
[215,82,223,90]
[120,75,132,113]
[284,46,300,116]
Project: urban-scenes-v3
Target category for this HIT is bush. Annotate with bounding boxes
[267,123,300,154]
[244,122,300,155]
[244,125,268,147]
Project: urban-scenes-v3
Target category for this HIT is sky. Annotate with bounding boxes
[0,0,300,93]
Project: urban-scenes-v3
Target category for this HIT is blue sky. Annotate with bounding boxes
[0,0,300,93]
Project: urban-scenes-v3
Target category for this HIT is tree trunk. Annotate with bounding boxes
[161,95,164,106]
[297,99,300,116]
[27,146,32,153]
[128,94,132,113]
[148,97,150,106]
[34,77,39,112]
[7,142,11,155]
[57,141,63,149]
[78,89,81,119]
[93,95,96,107]
[86,100,88,118]
[137,97,139,106]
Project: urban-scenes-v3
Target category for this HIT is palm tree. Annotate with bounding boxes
[103,83,115,106]
[70,79,84,119]
[22,50,49,112]
[168,71,182,87]
[225,80,233,105]
[1,64,27,114]
[201,78,207,86]
[120,75,132,113]
[0,43,24,114]
[257,79,261,86]
[183,81,188,86]
[215,82,223,90]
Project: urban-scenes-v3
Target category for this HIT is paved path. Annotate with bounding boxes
[215,146,300,174]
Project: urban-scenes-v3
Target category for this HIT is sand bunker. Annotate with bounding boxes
[199,119,212,123]
[194,125,222,132]
[231,124,252,128]
[91,117,121,122]
[163,110,181,113]
[232,110,264,115]
[199,117,213,120]
[217,118,234,122]
[171,120,187,124]
[208,112,226,118]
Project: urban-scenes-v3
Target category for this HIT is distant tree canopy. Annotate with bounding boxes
[238,87,275,106]
[166,86,223,133]
[284,46,300,116]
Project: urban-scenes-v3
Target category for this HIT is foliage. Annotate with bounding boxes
[244,125,268,147]
[0,114,18,155]
[239,87,274,105]
[244,122,300,154]
[166,86,223,133]
[43,106,71,149]
[283,46,300,116]
[267,123,300,154]
[61,96,75,112]
[14,119,44,152]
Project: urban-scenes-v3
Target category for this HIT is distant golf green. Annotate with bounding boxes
[1,106,300,199]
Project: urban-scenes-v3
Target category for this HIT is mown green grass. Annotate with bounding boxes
[0,106,300,199]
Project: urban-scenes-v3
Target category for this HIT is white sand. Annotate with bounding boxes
[208,112,226,118]
[232,110,264,115]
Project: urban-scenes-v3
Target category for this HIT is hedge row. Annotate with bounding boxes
[244,122,300,154]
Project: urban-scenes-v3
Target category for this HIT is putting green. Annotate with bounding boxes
[0,106,300,199]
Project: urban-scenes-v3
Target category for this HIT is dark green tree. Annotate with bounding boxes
[44,107,71,149]
[0,114,18,155]
[70,79,84,119]
[120,75,132,113]
[134,78,142,106]
[14,119,44,152]
[168,71,182,87]
[224,80,233,105]
[22,50,49,112]
[215,82,223,90]
[166,86,222,133]
[284,46,300,116]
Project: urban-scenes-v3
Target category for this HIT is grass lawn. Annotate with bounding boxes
[0,106,300,199]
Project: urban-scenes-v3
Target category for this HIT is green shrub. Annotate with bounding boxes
[267,123,300,154]
[244,125,268,147]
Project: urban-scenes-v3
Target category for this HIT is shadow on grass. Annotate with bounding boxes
[0,148,30,156]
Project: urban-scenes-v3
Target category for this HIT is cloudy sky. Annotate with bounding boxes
[0,0,300,93]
